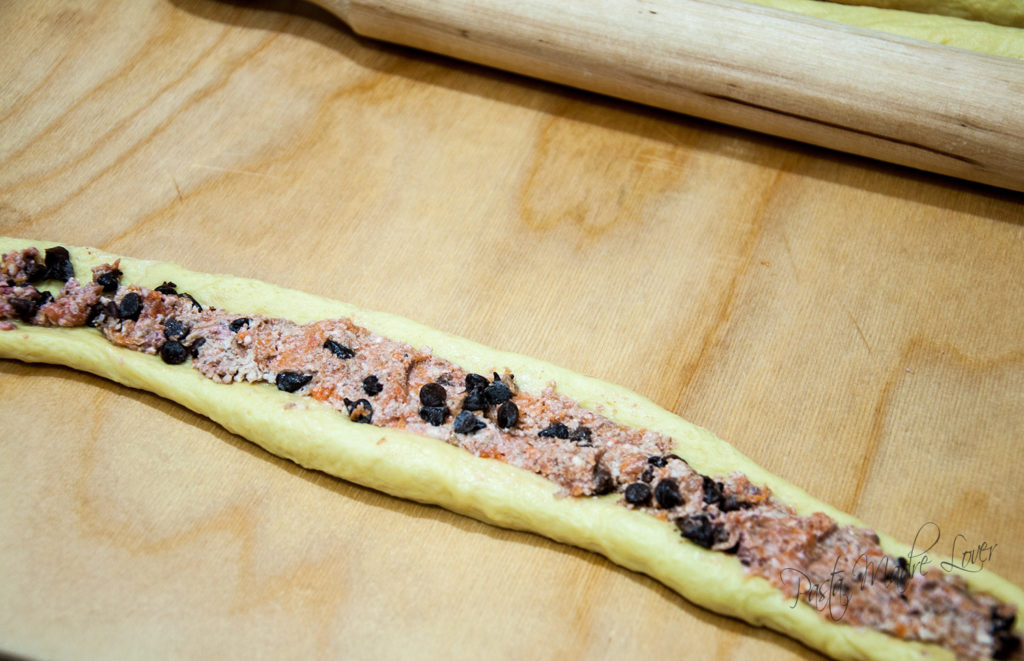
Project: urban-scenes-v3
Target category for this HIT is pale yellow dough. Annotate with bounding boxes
[816,0,1024,28]
[742,0,1024,59]
[1,237,1022,661]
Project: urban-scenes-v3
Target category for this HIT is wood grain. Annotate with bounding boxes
[1,1,1023,660]
[319,0,1024,191]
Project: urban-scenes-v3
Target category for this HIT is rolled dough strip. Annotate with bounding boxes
[741,0,1024,58]
[2,237,1021,661]
[809,0,1024,29]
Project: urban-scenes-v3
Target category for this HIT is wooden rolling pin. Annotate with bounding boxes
[312,0,1024,192]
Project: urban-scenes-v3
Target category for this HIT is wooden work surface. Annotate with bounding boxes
[1,1,1022,659]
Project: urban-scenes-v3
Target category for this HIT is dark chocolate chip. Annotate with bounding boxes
[419,405,449,426]
[676,514,715,549]
[95,269,122,293]
[10,296,39,323]
[180,292,202,311]
[538,422,570,439]
[38,291,53,307]
[593,465,615,495]
[24,261,47,284]
[991,607,1017,634]
[640,466,655,483]
[496,401,519,428]
[647,455,668,468]
[118,292,142,321]
[993,631,1021,660]
[453,410,486,435]
[85,303,105,327]
[362,375,383,396]
[44,246,74,282]
[228,317,250,333]
[343,398,374,424]
[624,482,652,506]
[276,371,312,393]
[189,337,205,357]
[154,281,178,296]
[465,373,489,392]
[570,426,593,443]
[462,388,488,411]
[483,381,512,406]
[160,340,189,365]
[323,339,355,360]
[654,478,684,509]
[420,383,447,407]
[701,475,723,505]
[719,494,751,512]
[163,318,189,341]
[665,453,688,464]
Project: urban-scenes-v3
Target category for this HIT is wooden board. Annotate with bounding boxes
[1,1,1022,659]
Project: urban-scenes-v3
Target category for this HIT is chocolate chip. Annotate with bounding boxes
[180,292,202,311]
[95,269,122,293]
[593,465,615,495]
[44,246,74,282]
[160,340,189,365]
[676,514,715,549]
[324,339,355,360]
[118,292,142,321]
[701,475,723,505]
[10,296,40,322]
[993,632,1021,660]
[420,383,447,407]
[85,302,105,327]
[719,494,751,512]
[343,398,373,424]
[654,478,683,509]
[647,455,668,468]
[496,401,519,428]
[624,482,652,506]
[37,291,53,307]
[462,388,488,411]
[483,381,512,406]
[640,466,655,483]
[154,281,178,296]
[189,337,205,357]
[538,422,569,439]
[229,317,250,332]
[465,373,489,392]
[991,607,1017,634]
[419,405,449,426]
[276,371,312,393]
[570,426,592,443]
[362,375,383,396]
[24,261,47,284]
[163,318,189,341]
[453,410,486,435]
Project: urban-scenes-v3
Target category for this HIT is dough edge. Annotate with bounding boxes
[740,0,1024,60]
[2,237,1021,661]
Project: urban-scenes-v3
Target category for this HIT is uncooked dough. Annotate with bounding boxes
[816,0,1023,28]
[744,0,1024,59]
[1,237,1022,661]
